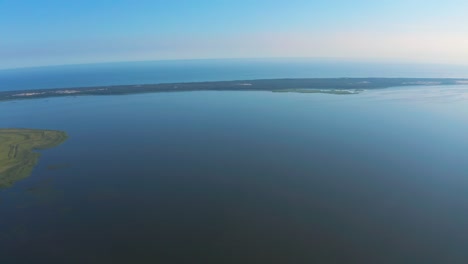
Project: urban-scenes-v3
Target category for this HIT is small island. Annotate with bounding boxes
[0,78,467,102]
[0,129,68,188]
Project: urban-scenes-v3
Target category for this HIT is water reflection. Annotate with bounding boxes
[362,85,468,103]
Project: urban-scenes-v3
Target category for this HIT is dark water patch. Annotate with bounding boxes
[1,90,468,263]
[47,163,71,171]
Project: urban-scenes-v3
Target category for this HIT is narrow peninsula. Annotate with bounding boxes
[0,129,68,188]
[1,78,467,102]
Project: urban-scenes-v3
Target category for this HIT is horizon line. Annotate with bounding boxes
[3,57,468,72]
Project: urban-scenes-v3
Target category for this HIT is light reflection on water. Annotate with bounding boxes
[362,85,468,103]
[1,86,468,263]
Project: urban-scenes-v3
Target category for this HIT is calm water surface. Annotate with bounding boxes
[1,86,468,263]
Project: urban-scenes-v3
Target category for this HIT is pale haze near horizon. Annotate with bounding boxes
[1,0,467,69]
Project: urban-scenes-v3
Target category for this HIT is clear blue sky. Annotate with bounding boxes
[1,0,467,69]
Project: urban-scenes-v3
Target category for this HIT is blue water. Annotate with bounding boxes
[1,83,468,263]
[1,59,468,91]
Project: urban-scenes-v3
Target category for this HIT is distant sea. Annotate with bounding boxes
[1,58,468,91]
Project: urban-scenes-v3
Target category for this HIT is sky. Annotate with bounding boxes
[1,0,468,69]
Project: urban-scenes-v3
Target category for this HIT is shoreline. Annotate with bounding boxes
[1,78,467,102]
[0,128,68,188]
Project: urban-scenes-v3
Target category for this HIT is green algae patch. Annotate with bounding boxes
[0,129,68,188]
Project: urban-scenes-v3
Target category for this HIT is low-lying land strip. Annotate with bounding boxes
[1,78,467,102]
[0,129,68,188]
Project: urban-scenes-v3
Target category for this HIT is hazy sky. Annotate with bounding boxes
[1,0,468,69]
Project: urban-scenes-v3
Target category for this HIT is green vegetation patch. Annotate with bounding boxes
[0,129,68,188]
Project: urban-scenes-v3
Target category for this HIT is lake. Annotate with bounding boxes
[1,82,468,263]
